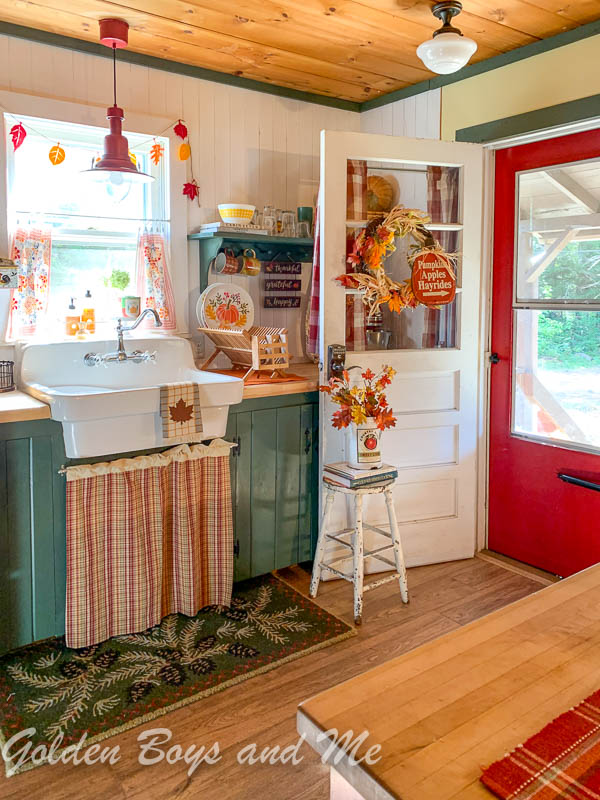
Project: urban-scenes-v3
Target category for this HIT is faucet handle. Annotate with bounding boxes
[144,350,157,363]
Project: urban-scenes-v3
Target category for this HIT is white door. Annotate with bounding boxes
[319,130,484,571]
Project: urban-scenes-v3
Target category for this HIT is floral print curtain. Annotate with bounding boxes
[136,226,177,330]
[6,225,51,340]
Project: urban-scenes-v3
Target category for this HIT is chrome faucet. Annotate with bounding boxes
[84,308,163,366]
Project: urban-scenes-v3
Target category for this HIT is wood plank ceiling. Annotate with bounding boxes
[0,0,598,103]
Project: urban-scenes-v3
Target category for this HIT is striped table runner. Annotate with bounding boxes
[481,688,600,799]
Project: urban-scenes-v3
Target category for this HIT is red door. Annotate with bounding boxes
[489,130,600,578]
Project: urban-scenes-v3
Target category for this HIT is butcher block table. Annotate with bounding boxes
[298,564,600,799]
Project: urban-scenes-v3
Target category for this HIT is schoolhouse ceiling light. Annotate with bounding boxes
[81,18,153,186]
[416,1,478,75]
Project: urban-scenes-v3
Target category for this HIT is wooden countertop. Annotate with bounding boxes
[204,363,319,400]
[298,565,600,800]
[0,390,50,423]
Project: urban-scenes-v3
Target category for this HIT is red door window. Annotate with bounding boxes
[489,129,600,578]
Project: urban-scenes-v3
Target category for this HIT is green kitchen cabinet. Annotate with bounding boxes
[226,392,319,581]
[0,419,67,655]
[0,392,318,655]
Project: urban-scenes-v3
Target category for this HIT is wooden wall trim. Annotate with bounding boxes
[455,94,600,144]
[361,19,600,112]
[0,21,361,113]
[1,17,599,115]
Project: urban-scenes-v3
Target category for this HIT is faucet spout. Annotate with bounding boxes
[120,308,163,332]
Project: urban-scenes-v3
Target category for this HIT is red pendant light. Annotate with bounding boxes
[82,19,153,185]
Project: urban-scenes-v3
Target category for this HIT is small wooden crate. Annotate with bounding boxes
[198,325,290,381]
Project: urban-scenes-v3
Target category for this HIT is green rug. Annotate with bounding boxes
[0,574,354,776]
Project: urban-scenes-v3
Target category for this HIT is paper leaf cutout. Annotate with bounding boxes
[129,151,137,167]
[150,141,164,166]
[173,119,188,140]
[169,398,194,424]
[178,142,191,161]
[10,123,26,151]
[183,180,199,202]
[48,143,65,165]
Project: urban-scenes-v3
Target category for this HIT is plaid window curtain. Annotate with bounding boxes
[306,161,368,357]
[424,167,459,348]
[65,441,234,649]
[6,225,51,340]
[136,226,177,330]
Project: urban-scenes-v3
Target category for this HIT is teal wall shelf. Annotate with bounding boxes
[188,232,314,292]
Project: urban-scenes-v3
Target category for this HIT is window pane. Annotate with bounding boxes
[517,160,600,302]
[345,159,461,351]
[513,309,600,451]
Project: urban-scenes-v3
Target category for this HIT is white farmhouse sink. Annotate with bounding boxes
[17,336,243,458]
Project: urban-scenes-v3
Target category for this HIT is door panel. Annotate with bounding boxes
[489,129,600,578]
[319,131,484,571]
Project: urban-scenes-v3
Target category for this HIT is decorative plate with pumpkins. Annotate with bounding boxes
[198,282,254,330]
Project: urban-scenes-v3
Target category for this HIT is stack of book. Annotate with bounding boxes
[324,462,398,489]
[196,222,269,236]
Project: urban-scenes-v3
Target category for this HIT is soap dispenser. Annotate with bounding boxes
[81,289,96,334]
[65,298,80,337]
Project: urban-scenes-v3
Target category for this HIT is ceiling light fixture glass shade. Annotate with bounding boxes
[81,19,153,186]
[416,1,477,75]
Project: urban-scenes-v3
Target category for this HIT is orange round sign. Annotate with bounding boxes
[411,251,456,306]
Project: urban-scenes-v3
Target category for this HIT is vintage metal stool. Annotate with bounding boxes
[309,479,409,625]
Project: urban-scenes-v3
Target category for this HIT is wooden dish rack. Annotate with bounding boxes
[198,325,290,381]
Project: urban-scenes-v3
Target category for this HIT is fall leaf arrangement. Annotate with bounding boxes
[319,366,397,431]
[338,205,457,318]
[6,114,201,204]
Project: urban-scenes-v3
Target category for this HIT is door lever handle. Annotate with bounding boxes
[558,473,600,493]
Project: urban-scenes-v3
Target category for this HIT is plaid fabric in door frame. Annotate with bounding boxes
[65,443,233,648]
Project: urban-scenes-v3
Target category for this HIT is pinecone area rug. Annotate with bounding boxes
[0,574,354,777]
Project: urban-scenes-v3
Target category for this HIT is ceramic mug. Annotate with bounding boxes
[121,295,141,319]
[214,248,239,274]
[238,248,261,276]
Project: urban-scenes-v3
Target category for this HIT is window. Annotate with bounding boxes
[513,158,600,452]
[5,113,169,330]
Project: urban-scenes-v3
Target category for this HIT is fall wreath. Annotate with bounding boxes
[338,206,458,318]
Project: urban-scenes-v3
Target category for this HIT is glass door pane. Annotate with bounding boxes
[344,158,462,351]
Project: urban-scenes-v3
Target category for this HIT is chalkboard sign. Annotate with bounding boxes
[264,278,301,292]
[264,261,302,274]
[264,296,301,309]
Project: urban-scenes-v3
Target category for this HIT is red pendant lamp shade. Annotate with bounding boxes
[82,19,153,185]
[95,105,143,176]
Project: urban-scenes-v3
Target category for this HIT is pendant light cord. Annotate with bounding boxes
[112,43,117,107]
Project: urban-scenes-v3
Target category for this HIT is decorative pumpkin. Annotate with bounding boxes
[216,301,240,325]
[367,175,394,214]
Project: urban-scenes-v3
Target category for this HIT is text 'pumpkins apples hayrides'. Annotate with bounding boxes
[338,205,458,318]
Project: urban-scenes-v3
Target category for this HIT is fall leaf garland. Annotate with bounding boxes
[3,110,200,201]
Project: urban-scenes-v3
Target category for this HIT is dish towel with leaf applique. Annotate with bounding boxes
[160,382,203,441]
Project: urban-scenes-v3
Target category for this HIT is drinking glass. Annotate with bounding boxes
[263,214,276,235]
[297,221,311,238]
[281,211,296,237]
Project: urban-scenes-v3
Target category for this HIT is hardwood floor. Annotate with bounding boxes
[1,558,544,800]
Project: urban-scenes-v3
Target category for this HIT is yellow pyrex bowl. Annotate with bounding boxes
[217,203,256,225]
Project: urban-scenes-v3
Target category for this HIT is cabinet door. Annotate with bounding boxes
[0,421,66,654]
[298,402,318,562]
[233,411,252,582]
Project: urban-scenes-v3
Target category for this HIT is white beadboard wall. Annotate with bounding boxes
[0,34,360,347]
[360,90,441,139]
